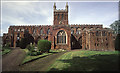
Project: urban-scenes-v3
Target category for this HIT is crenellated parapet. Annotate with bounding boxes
[70,24,103,29]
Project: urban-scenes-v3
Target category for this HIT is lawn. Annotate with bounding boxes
[48,50,120,71]
[1,47,12,55]
[21,49,65,65]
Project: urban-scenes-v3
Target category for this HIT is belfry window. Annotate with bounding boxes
[57,30,66,44]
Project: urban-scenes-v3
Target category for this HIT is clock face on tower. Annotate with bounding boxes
[59,21,62,24]
[59,21,64,24]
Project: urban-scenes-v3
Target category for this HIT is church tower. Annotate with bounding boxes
[53,2,68,25]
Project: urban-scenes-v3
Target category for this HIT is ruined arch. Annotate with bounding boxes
[71,35,82,50]
[78,36,82,49]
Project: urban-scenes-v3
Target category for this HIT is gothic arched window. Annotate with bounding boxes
[57,30,66,44]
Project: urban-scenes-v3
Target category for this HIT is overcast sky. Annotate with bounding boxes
[1,1,119,36]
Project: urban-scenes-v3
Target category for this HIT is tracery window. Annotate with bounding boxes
[57,30,66,44]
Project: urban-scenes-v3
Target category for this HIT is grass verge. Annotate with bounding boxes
[21,49,64,65]
[48,50,120,71]
[2,47,12,55]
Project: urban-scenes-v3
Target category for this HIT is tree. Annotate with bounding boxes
[110,20,120,34]
[110,20,120,51]
[19,30,34,49]
[19,38,28,49]
[115,34,120,51]
[24,30,34,44]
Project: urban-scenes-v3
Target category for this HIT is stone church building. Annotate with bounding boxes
[2,3,115,51]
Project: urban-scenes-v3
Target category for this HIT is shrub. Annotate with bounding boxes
[19,32,34,49]
[37,40,51,53]
[26,43,35,52]
[27,51,38,56]
[27,51,42,56]
[19,38,28,49]
[24,31,34,45]
[115,34,120,51]
[4,43,10,48]
[37,51,42,55]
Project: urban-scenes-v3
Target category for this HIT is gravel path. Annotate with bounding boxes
[19,51,67,71]
[2,48,26,71]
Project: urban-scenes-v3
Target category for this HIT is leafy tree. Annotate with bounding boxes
[19,38,28,49]
[110,20,120,51]
[19,30,34,49]
[24,30,34,45]
[110,20,120,34]
[115,34,120,51]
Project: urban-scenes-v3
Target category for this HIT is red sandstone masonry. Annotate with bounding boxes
[2,3,115,51]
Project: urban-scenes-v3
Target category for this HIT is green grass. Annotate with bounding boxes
[2,47,12,55]
[21,49,64,65]
[48,50,120,71]
[49,49,66,53]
